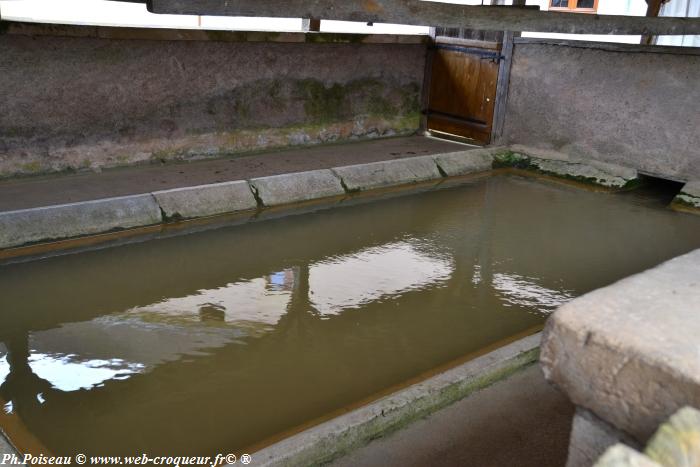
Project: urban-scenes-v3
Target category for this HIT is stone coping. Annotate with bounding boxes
[0,147,643,251]
[541,248,700,443]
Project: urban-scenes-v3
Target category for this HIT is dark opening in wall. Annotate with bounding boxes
[631,174,685,206]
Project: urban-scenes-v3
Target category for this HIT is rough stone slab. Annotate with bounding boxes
[433,149,494,177]
[332,155,443,192]
[645,406,700,467]
[0,194,162,249]
[567,408,640,467]
[541,249,700,443]
[253,333,541,466]
[153,180,257,220]
[500,148,638,188]
[249,169,345,207]
[674,181,700,209]
[595,445,661,467]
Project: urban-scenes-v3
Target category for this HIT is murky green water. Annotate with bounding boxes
[1,175,699,456]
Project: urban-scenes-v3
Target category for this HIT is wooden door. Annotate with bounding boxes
[426,39,501,145]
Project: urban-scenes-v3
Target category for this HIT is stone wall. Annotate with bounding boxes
[501,39,700,182]
[0,26,426,177]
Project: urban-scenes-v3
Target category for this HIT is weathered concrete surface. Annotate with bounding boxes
[331,364,574,467]
[502,41,700,181]
[0,34,425,178]
[250,169,345,207]
[332,155,442,192]
[0,137,463,212]
[673,181,700,209]
[595,445,661,467]
[541,248,700,443]
[567,408,640,467]
[253,333,541,466]
[153,180,257,219]
[433,148,494,177]
[645,406,700,467]
[0,431,17,457]
[495,149,639,189]
[0,195,162,249]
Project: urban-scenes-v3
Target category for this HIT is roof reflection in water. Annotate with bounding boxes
[28,353,145,392]
[22,271,295,392]
[309,241,454,317]
[9,240,454,393]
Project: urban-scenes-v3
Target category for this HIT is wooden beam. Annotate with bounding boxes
[148,0,700,36]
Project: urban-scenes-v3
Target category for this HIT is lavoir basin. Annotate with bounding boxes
[1,174,699,457]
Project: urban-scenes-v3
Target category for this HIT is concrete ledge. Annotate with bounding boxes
[153,181,257,220]
[498,148,639,189]
[332,155,443,192]
[541,248,700,443]
[250,169,346,207]
[673,181,700,209]
[253,333,541,466]
[0,194,162,249]
[434,149,495,177]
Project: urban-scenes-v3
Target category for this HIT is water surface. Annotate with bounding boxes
[1,174,699,456]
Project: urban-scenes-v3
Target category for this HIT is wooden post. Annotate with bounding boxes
[641,0,664,45]
[491,30,514,144]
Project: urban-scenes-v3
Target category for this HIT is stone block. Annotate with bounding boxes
[153,180,257,220]
[595,445,661,467]
[250,169,345,207]
[673,181,700,209]
[645,406,700,467]
[434,149,494,177]
[332,155,442,192]
[0,194,162,249]
[567,408,640,467]
[541,249,700,442]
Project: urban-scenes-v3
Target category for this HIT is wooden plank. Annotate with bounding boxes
[513,37,700,56]
[491,30,514,144]
[149,0,700,36]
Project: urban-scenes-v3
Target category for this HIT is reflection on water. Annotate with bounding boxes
[28,353,145,393]
[493,273,575,316]
[126,272,294,330]
[0,175,699,456]
[309,241,453,317]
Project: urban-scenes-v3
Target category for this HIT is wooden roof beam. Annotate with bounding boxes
[147,0,700,36]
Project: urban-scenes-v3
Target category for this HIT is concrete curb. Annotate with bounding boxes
[0,146,664,250]
[496,149,639,189]
[153,180,257,220]
[331,155,443,192]
[249,169,346,207]
[252,333,541,467]
[434,148,496,177]
[0,194,162,249]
